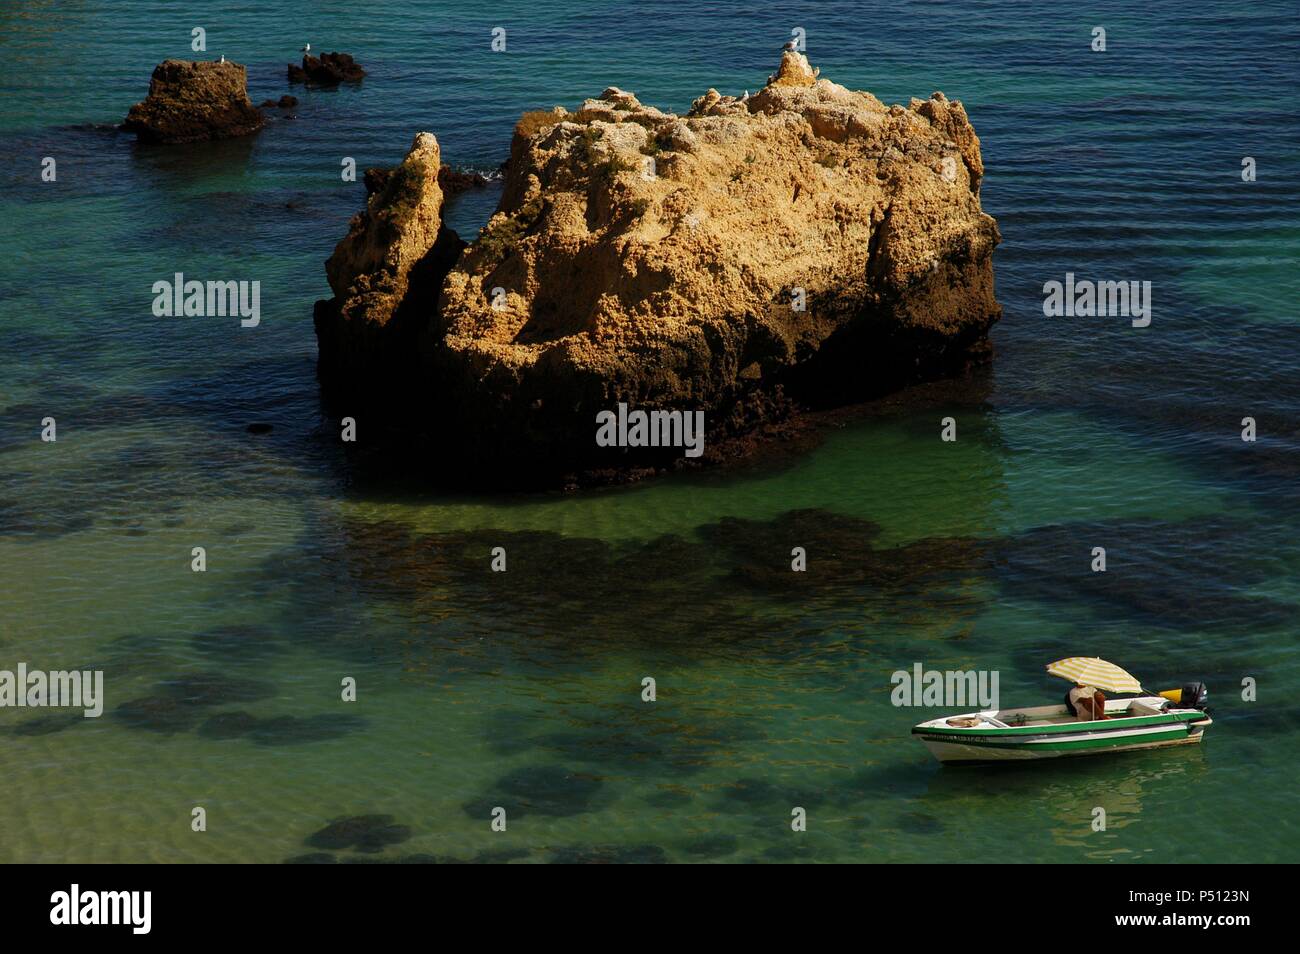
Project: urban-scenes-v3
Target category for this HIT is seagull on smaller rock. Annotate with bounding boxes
[781,39,799,53]
[301,43,311,54]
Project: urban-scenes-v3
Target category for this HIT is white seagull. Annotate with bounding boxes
[219,55,225,63]
[301,43,311,54]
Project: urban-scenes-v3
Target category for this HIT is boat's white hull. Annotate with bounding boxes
[921,727,1207,763]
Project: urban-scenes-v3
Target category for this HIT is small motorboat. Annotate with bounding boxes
[912,658,1212,764]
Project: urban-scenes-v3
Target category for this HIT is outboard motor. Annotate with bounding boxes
[1180,681,1209,710]
[1160,682,1209,710]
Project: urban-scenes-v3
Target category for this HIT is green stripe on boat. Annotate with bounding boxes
[916,728,1192,751]
[912,710,1203,738]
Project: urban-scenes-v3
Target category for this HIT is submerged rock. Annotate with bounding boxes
[313,52,1000,484]
[123,60,266,143]
[288,51,365,86]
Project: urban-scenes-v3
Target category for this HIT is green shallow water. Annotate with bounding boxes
[1,0,1298,862]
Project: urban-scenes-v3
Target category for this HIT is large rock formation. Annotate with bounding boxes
[314,53,1001,485]
[123,60,265,143]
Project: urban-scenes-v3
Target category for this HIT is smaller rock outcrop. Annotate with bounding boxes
[437,167,490,196]
[360,165,490,199]
[314,133,464,385]
[288,52,365,86]
[767,49,820,86]
[259,95,299,109]
[123,60,265,143]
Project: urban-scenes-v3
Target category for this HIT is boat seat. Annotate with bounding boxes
[1126,701,1161,716]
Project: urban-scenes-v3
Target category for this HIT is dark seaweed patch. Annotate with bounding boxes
[196,711,261,739]
[699,508,991,602]
[464,765,603,819]
[191,624,285,662]
[157,671,277,706]
[715,777,829,811]
[9,710,85,737]
[303,507,991,681]
[306,815,412,853]
[481,699,763,779]
[996,517,1293,631]
[116,671,277,735]
[0,497,95,538]
[113,695,203,734]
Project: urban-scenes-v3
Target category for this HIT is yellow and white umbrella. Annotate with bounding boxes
[1046,657,1144,694]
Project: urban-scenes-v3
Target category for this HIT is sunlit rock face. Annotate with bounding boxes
[313,54,1001,485]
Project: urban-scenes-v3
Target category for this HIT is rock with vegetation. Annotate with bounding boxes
[123,59,265,143]
[314,52,1001,485]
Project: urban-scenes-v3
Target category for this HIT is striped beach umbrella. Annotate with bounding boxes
[1046,657,1144,694]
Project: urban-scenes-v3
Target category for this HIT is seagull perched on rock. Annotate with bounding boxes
[219,55,225,63]
[301,43,311,54]
[781,38,799,53]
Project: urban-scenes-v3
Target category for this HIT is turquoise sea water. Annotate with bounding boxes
[1,1,1298,862]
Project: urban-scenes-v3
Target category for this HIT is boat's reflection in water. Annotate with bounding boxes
[916,746,1211,859]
